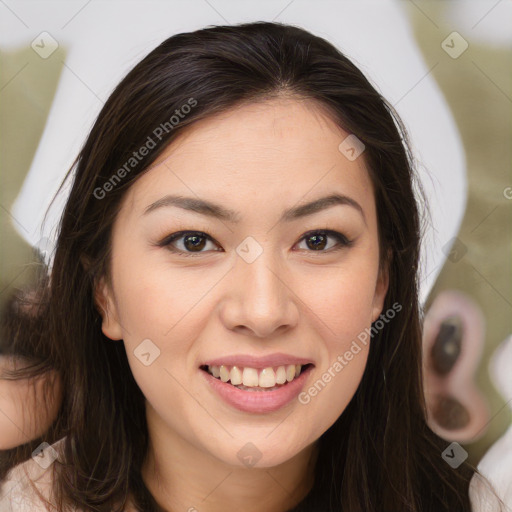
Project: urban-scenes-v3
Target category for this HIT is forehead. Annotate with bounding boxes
[121,97,375,222]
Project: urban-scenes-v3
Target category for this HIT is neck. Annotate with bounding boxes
[139,405,319,512]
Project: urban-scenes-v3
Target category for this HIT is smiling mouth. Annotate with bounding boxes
[200,363,314,391]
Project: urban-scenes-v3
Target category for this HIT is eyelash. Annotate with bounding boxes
[157,229,353,257]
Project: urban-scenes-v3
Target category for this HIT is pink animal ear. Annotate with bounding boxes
[422,290,490,443]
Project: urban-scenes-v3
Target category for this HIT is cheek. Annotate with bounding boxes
[112,261,210,430]
[111,251,208,343]
[293,250,377,432]
[305,252,380,345]
[296,331,369,447]
[108,251,205,392]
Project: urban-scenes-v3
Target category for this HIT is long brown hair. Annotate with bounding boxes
[0,21,499,511]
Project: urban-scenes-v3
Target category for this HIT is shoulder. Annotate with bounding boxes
[0,439,75,512]
[0,439,138,512]
[469,469,512,512]
[470,337,512,512]
[469,424,512,512]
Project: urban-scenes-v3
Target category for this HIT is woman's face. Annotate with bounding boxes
[97,97,388,468]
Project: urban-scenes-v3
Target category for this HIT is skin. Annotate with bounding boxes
[97,97,389,512]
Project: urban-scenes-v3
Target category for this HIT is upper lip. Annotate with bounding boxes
[201,353,314,369]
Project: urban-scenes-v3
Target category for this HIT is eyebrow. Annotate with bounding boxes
[143,193,366,224]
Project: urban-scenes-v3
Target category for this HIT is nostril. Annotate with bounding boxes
[430,316,463,375]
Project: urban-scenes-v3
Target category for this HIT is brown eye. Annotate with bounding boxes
[305,233,328,251]
[160,231,221,255]
[158,229,352,257]
[182,233,207,251]
[297,230,352,252]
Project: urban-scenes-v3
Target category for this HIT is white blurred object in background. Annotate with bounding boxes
[0,0,468,304]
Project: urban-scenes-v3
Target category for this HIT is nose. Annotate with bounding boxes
[218,249,300,339]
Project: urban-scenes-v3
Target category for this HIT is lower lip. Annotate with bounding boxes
[200,365,314,414]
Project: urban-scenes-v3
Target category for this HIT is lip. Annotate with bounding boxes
[200,363,314,414]
[201,353,314,369]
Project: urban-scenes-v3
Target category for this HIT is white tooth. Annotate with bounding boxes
[211,365,220,378]
[275,366,287,385]
[286,364,296,382]
[242,367,259,387]
[295,364,301,376]
[219,365,230,383]
[259,367,277,388]
[230,366,243,385]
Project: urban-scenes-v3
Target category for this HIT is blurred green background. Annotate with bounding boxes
[404,1,512,464]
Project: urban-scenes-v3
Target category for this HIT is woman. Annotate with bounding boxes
[0,21,503,511]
